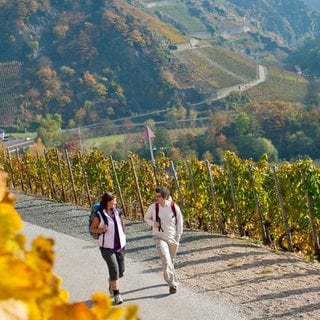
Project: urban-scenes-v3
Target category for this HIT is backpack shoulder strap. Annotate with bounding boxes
[155,201,176,224]
[97,210,108,226]
[171,201,177,225]
[155,202,159,220]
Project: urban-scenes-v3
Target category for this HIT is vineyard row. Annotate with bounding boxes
[1,148,320,260]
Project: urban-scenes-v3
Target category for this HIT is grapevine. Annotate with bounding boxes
[1,149,320,260]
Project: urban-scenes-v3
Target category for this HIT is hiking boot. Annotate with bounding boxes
[169,286,177,294]
[113,294,123,305]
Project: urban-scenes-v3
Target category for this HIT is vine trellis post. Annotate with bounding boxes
[301,171,320,258]
[65,150,78,205]
[205,160,225,234]
[226,159,245,237]
[44,150,56,200]
[248,165,269,244]
[55,149,66,203]
[110,155,126,217]
[16,149,25,194]
[272,166,294,252]
[186,160,197,199]
[170,161,184,207]
[130,156,144,218]
[152,163,159,187]
[186,160,198,228]
[78,151,92,207]
[5,149,15,189]
[95,158,105,196]
[36,152,45,196]
[23,155,32,193]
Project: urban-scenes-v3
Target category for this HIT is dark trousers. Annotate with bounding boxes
[100,247,125,281]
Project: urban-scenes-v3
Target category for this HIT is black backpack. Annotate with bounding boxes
[155,201,177,232]
[89,203,108,239]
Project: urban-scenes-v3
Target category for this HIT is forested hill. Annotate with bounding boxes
[0,0,320,131]
[0,0,186,130]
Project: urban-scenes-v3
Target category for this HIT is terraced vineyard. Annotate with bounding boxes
[146,3,207,34]
[247,66,309,102]
[201,46,257,81]
[172,46,258,91]
[0,61,22,127]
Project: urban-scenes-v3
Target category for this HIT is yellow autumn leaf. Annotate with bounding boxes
[125,304,139,320]
[0,203,23,254]
[49,302,95,320]
[27,236,55,272]
[0,171,16,205]
[0,257,38,300]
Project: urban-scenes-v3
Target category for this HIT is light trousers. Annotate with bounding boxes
[154,237,179,287]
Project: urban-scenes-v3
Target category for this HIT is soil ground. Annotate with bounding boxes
[15,193,320,320]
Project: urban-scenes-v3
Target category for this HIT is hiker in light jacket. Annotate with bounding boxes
[144,186,183,294]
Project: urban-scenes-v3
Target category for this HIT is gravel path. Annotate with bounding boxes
[15,192,320,320]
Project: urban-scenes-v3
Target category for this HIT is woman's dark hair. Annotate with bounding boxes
[100,192,116,209]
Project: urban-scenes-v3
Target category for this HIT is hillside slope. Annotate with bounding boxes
[0,0,317,130]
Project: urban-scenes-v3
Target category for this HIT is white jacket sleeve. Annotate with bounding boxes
[144,203,155,227]
[175,204,184,242]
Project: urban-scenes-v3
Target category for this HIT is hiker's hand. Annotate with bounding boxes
[154,221,160,229]
[101,225,108,233]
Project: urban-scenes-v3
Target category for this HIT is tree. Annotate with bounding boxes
[0,140,6,152]
[234,112,259,137]
[36,113,63,148]
[36,66,61,99]
[251,137,278,162]
[284,131,315,159]
[202,150,214,162]
[154,127,172,155]
[188,107,198,127]
[169,147,183,161]
[27,137,46,155]
[58,137,81,154]
[305,80,320,106]
[165,106,187,128]
[53,24,69,40]
[237,134,278,162]
[251,101,302,150]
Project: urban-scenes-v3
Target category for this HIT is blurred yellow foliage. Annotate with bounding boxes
[0,170,139,320]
